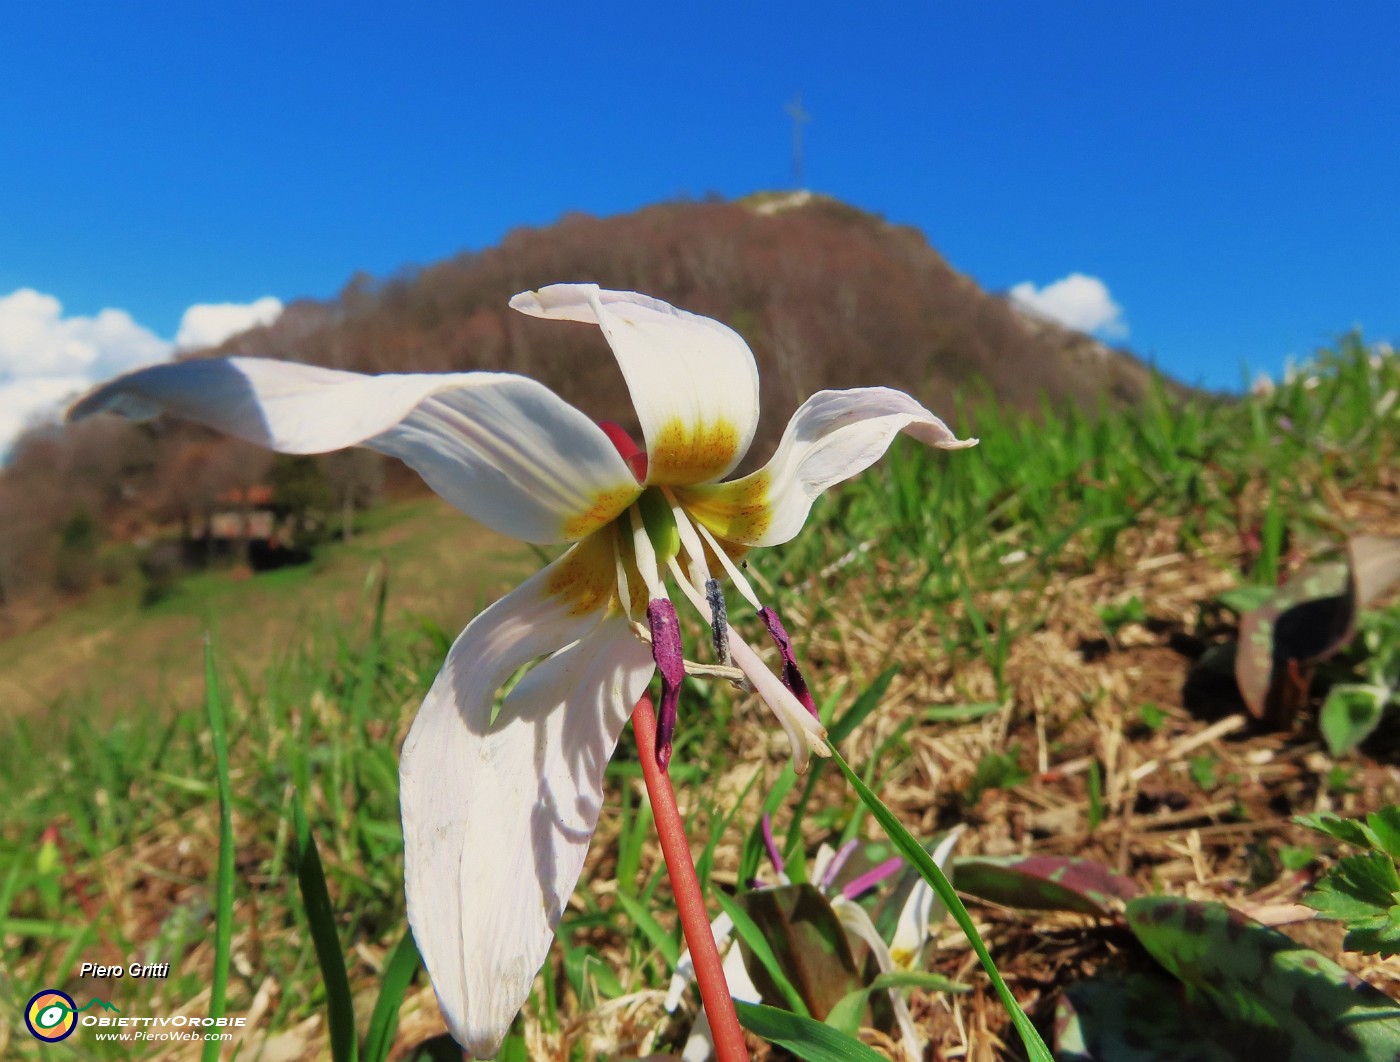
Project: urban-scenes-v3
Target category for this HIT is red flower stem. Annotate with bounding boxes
[631,695,750,1062]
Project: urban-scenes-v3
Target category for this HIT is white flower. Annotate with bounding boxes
[666,827,964,1062]
[71,284,975,1057]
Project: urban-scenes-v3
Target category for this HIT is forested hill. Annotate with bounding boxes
[0,192,1170,619]
[209,192,1163,450]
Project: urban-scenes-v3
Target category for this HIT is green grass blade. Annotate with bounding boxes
[292,793,360,1062]
[827,666,900,745]
[203,638,235,1062]
[829,746,1053,1062]
[734,1001,888,1061]
[613,890,681,968]
[786,667,902,851]
[362,930,420,1062]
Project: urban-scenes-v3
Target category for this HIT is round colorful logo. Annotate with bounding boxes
[25,989,78,1042]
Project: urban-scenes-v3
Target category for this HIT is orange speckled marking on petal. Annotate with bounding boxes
[560,485,641,541]
[647,416,741,486]
[677,470,772,543]
[545,531,619,617]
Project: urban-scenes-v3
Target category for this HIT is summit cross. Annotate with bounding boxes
[785,92,811,188]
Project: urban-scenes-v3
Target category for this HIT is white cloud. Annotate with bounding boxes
[176,296,283,351]
[1009,273,1127,339]
[0,288,172,382]
[0,375,94,453]
[0,288,282,455]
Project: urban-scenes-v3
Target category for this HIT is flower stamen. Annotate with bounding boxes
[690,518,763,613]
[758,606,818,718]
[662,488,713,592]
[705,579,731,667]
[647,598,684,770]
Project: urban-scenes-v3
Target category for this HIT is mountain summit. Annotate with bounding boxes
[213,194,1163,453]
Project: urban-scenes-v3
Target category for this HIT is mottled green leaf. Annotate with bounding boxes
[1234,535,1400,728]
[954,855,1138,917]
[1057,971,1260,1061]
[728,884,865,1021]
[1127,896,1400,1059]
[1319,684,1390,757]
[714,888,809,1017]
[1235,560,1350,725]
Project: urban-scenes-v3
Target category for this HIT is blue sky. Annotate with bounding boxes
[1,2,1396,444]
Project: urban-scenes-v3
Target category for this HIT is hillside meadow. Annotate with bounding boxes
[2,336,1399,1059]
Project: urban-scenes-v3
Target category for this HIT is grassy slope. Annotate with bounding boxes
[0,498,536,725]
[1,338,1398,1060]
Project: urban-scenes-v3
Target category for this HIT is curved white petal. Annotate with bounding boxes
[400,548,649,1058]
[510,285,760,486]
[890,826,963,967]
[681,387,977,546]
[727,634,829,773]
[810,843,838,888]
[830,896,922,1061]
[69,357,640,543]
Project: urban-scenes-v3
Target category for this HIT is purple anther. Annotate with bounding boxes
[647,598,684,770]
[758,606,818,718]
[840,856,904,901]
[819,840,860,891]
[761,813,785,878]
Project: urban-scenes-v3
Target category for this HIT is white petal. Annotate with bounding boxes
[681,387,976,546]
[809,843,838,887]
[400,553,651,1058]
[831,897,922,1061]
[510,285,760,486]
[890,826,963,967]
[69,357,640,543]
[727,634,829,772]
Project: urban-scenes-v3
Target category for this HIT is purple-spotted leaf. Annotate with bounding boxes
[1126,896,1400,1059]
[732,884,865,1022]
[1235,534,1400,727]
[954,855,1138,917]
[1057,971,1262,1061]
[1235,561,1350,725]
